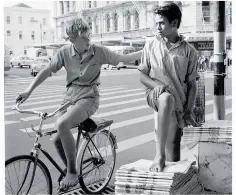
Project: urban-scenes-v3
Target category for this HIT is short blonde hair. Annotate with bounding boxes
[65,18,89,38]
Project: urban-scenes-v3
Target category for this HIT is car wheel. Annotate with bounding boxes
[33,72,37,77]
[117,67,120,70]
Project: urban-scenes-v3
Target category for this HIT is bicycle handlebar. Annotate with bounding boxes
[13,101,72,119]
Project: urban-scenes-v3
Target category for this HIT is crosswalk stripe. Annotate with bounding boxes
[4,87,131,104]
[4,85,127,95]
[4,92,145,116]
[6,98,146,124]
[4,85,129,94]
[17,105,232,134]
[4,86,127,99]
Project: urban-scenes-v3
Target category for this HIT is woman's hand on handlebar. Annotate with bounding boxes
[16,91,31,104]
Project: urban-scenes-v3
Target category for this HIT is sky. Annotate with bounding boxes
[4,0,54,12]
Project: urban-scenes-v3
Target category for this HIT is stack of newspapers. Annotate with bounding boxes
[115,159,204,195]
[182,120,232,146]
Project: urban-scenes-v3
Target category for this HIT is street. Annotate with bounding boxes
[4,67,232,194]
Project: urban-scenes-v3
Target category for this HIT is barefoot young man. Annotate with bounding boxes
[138,3,200,172]
[16,18,142,191]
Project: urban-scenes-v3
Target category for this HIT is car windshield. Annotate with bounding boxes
[35,59,49,64]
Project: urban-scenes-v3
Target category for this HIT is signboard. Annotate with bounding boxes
[189,41,231,51]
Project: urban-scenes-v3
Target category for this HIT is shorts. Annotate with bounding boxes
[59,84,100,117]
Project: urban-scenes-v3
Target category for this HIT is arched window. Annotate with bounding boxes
[114,13,118,31]
[6,16,10,24]
[61,21,65,38]
[88,17,92,31]
[134,10,139,29]
[126,11,131,30]
[106,14,110,32]
[67,1,70,12]
[95,17,99,34]
[88,1,92,8]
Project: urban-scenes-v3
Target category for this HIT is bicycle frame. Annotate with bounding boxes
[13,102,114,188]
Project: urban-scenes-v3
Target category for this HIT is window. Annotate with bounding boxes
[106,14,110,32]
[94,1,97,8]
[24,50,27,55]
[114,13,118,31]
[72,1,76,11]
[60,1,64,14]
[134,10,139,29]
[61,22,65,38]
[6,16,10,24]
[43,18,46,25]
[43,32,46,40]
[95,18,99,34]
[7,30,11,36]
[202,1,210,23]
[88,17,92,31]
[30,17,35,23]
[19,31,23,40]
[126,11,131,30]
[31,31,35,40]
[18,17,22,24]
[107,1,110,4]
[67,1,70,12]
[88,1,91,8]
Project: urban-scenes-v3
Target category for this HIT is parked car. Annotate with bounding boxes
[30,57,51,77]
[10,56,33,68]
[102,64,121,70]
[4,45,11,71]
[101,46,136,70]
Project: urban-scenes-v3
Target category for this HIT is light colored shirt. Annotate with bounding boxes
[49,43,120,87]
[138,35,200,128]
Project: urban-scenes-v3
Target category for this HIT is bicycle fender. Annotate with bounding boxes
[102,130,118,149]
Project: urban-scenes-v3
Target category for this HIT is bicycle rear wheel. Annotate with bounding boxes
[5,155,52,195]
[77,130,116,194]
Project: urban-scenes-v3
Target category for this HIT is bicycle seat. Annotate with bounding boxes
[72,117,113,133]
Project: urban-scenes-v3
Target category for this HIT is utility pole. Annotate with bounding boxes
[213,1,226,120]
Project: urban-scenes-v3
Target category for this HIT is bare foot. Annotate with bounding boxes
[149,155,166,172]
[59,172,79,190]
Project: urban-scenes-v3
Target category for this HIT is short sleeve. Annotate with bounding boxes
[49,49,64,73]
[100,46,120,66]
[138,42,150,75]
[186,47,200,83]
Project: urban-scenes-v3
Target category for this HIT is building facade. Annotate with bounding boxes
[52,1,232,53]
[4,3,54,56]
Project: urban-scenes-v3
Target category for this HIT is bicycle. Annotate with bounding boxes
[5,102,118,194]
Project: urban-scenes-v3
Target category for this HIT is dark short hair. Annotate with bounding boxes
[153,2,182,29]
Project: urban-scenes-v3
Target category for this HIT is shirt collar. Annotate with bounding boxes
[70,44,95,57]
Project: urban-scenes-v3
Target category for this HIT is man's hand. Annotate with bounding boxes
[153,85,168,100]
[16,91,31,104]
[183,112,201,127]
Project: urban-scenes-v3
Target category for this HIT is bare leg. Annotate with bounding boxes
[165,119,182,162]
[55,103,89,189]
[149,92,175,172]
[52,111,67,167]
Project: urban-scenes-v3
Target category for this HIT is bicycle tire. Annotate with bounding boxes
[77,130,116,194]
[5,155,52,195]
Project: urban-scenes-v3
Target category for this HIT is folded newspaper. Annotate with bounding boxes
[115,159,203,195]
[119,159,196,174]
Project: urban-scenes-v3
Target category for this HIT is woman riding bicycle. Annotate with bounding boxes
[16,17,142,191]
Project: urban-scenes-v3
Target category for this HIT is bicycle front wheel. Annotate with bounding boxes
[77,130,116,194]
[5,155,52,195]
